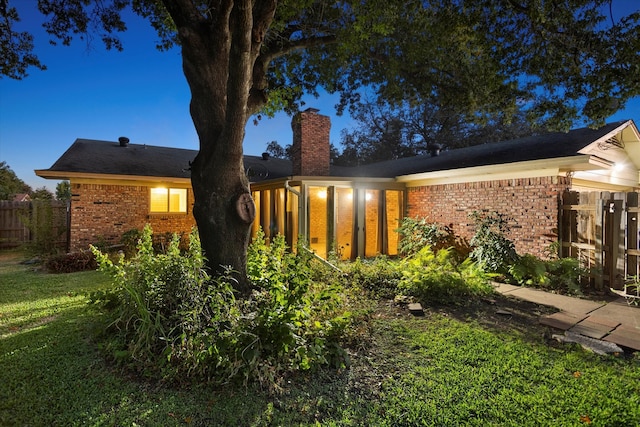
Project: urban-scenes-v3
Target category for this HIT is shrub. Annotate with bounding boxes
[338,256,402,298]
[397,246,494,304]
[92,225,210,370]
[120,228,141,257]
[508,254,548,286]
[545,257,584,295]
[243,230,350,380]
[469,210,519,274]
[45,250,97,273]
[20,201,67,256]
[508,254,585,295]
[397,217,455,256]
[91,225,349,388]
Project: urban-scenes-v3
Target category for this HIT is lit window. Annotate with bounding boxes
[150,187,187,213]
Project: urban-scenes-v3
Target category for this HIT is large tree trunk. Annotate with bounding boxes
[190,139,254,296]
[164,0,274,295]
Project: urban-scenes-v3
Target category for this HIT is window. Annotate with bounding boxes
[150,187,187,213]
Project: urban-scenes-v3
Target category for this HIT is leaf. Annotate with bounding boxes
[579,414,592,424]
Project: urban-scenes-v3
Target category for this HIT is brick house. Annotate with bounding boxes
[36,109,639,259]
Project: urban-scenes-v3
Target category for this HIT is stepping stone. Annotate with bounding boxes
[603,326,640,351]
[584,315,621,329]
[569,318,617,340]
[540,312,586,331]
[408,303,424,316]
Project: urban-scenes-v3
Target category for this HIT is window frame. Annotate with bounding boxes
[150,187,188,214]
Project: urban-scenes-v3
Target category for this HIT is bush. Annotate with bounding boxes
[397,246,494,304]
[45,251,97,273]
[119,228,141,257]
[545,257,585,295]
[508,254,548,286]
[243,230,350,379]
[338,256,402,298]
[398,217,457,256]
[469,211,519,274]
[92,225,210,372]
[508,254,585,295]
[91,225,349,388]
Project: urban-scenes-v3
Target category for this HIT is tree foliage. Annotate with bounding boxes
[0,161,31,200]
[334,99,548,166]
[55,180,71,201]
[31,186,54,200]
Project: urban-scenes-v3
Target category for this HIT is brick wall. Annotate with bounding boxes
[69,182,195,250]
[407,176,572,258]
[291,108,331,176]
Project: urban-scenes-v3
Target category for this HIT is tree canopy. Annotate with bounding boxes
[332,99,548,166]
[3,1,639,125]
[0,161,31,200]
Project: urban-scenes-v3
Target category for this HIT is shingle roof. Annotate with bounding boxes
[39,121,630,182]
[42,139,293,182]
[348,120,629,178]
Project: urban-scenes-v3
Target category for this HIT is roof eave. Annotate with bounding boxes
[396,155,598,185]
[34,169,191,184]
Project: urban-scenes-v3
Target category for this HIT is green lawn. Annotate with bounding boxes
[1,251,639,426]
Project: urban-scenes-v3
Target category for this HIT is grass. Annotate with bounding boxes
[1,250,639,426]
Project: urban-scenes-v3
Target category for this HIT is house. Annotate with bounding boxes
[13,193,31,202]
[36,109,640,261]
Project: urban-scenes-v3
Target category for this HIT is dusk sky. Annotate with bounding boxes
[1,1,638,192]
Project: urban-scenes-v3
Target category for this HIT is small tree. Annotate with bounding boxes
[20,200,67,256]
[469,211,519,275]
[55,181,71,201]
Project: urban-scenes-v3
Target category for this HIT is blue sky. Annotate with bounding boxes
[1,2,638,192]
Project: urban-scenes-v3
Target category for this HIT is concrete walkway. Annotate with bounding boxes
[495,283,640,352]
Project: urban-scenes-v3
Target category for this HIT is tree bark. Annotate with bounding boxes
[162,0,276,295]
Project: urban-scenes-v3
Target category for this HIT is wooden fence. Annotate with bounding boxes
[559,191,639,290]
[0,200,69,251]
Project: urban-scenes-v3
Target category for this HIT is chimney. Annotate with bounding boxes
[118,136,130,147]
[429,144,442,157]
[291,108,331,176]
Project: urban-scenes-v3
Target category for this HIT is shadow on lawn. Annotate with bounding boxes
[0,297,357,426]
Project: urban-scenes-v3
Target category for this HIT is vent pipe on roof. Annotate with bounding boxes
[118,136,130,147]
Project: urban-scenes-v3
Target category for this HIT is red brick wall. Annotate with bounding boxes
[407,176,572,258]
[69,182,196,250]
[291,109,331,176]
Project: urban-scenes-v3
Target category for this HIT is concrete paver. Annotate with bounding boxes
[540,312,587,330]
[505,287,604,315]
[603,327,640,351]
[496,283,640,351]
[569,318,617,340]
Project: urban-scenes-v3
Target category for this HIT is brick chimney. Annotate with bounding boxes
[291,108,331,176]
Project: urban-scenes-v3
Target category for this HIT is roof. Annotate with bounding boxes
[13,193,31,202]
[350,120,632,178]
[37,139,293,182]
[36,120,636,183]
